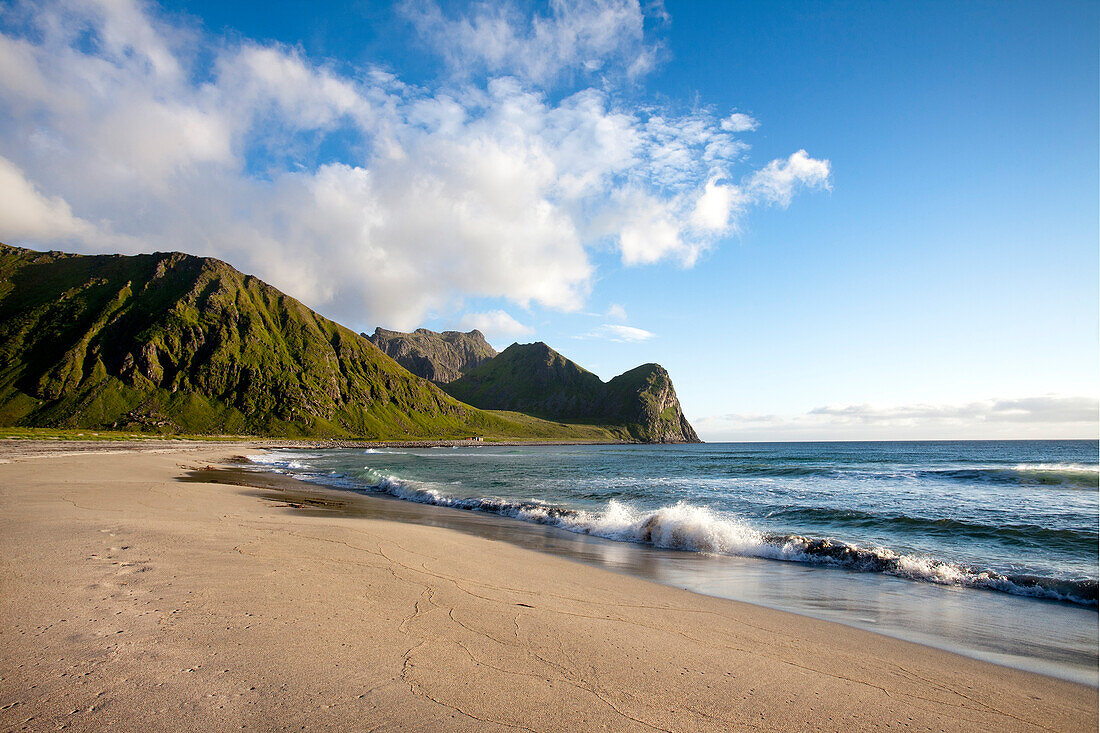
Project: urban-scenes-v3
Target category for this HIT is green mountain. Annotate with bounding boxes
[443,343,700,443]
[441,342,604,417]
[368,327,497,383]
[0,243,699,442]
[602,363,701,443]
[0,243,620,440]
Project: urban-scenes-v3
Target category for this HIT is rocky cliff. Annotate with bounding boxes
[367,327,497,383]
[605,363,701,443]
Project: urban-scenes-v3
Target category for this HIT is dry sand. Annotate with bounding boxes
[0,443,1094,732]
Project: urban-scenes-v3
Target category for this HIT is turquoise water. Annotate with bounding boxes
[248,440,1098,682]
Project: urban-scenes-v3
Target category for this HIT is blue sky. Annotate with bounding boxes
[0,0,1096,439]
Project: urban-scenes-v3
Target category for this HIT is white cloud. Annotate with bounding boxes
[402,0,659,85]
[690,178,744,232]
[747,149,831,207]
[617,198,685,265]
[720,112,758,133]
[0,0,829,331]
[457,310,533,340]
[808,396,1099,424]
[604,324,655,342]
[606,303,627,320]
[581,323,656,342]
[696,396,1099,441]
[0,156,98,242]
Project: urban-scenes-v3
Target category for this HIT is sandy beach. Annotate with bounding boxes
[0,442,1094,732]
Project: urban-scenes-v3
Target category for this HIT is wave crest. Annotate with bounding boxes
[928,464,1098,489]
[356,470,1098,608]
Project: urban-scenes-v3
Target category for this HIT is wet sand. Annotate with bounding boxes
[185,464,1100,687]
[0,443,1094,731]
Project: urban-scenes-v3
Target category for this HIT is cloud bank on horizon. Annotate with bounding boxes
[0,0,830,334]
[697,396,1100,441]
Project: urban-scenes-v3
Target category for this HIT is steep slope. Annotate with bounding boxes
[0,244,559,439]
[442,342,607,419]
[443,343,700,443]
[605,364,701,443]
[368,327,497,383]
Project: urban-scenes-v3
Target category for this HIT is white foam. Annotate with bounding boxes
[247,452,322,463]
[1014,462,1098,472]
[245,460,1097,607]
[246,453,319,472]
[552,500,767,555]
[1012,462,1099,476]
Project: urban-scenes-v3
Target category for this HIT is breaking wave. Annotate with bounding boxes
[246,453,321,471]
[357,469,1097,608]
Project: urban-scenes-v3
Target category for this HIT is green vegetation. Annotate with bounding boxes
[443,342,605,417]
[0,243,698,442]
[479,410,627,442]
[604,363,702,443]
[0,423,623,443]
[0,427,252,441]
[444,343,700,443]
[0,244,635,441]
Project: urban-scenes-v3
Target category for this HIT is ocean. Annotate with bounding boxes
[246,440,1098,684]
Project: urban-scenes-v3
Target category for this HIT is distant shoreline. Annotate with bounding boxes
[0,437,640,462]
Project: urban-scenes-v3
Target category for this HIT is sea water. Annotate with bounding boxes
[247,440,1098,683]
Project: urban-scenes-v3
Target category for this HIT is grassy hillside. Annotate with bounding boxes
[0,244,631,441]
[443,342,606,418]
[444,343,700,443]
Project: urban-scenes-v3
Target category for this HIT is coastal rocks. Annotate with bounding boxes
[606,364,701,444]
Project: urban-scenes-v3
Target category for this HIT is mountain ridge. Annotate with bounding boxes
[368,327,497,383]
[0,243,699,443]
[0,243,492,437]
[443,342,700,443]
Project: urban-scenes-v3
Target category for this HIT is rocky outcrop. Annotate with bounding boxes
[605,364,701,443]
[368,327,497,383]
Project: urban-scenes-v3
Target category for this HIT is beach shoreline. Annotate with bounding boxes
[193,458,1100,687]
[0,436,644,460]
[0,442,1095,731]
